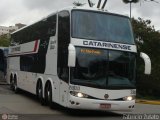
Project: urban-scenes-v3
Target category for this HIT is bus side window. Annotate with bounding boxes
[47,15,57,36]
[57,11,70,83]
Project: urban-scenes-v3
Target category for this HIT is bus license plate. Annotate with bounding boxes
[100,104,111,109]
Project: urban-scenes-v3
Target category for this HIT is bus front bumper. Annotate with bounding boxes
[68,96,135,111]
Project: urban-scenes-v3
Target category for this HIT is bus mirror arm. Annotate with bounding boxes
[140,52,151,75]
[68,44,76,67]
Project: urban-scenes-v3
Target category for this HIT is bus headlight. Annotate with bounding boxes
[77,93,84,98]
[123,96,135,101]
[70,91,88,98]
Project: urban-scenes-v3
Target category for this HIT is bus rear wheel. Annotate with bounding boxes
[13,76,19,93]
[10,75,14,91]
[45,82,53,108]
[37,81,45,105]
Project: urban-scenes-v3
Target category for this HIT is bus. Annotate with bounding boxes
[7,5,151,111]
[0,47,8,81]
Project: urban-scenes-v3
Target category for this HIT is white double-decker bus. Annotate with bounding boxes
[7,4,151,111]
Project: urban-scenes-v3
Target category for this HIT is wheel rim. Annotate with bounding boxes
[10,75,14,90]
[48,91,50,98]
[49,84,52,104]
[14,84,17,91]
[38,89,41,97]
[10,80,14,90]
[13,80,17,91]
[47,83,52,104]
[38,83,42,99]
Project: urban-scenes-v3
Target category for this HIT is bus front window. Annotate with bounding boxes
[70,47,136,89]
[107,51,136,89]
[71,47,108,89]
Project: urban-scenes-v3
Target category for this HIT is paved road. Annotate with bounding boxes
[0,85,160,120]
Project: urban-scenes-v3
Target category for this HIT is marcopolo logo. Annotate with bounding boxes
[1,114,18,120]
[2,114,8,120]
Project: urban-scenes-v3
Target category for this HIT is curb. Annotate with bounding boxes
[0,83,9,85]
[136,99,160,105]
[0,81,8,85]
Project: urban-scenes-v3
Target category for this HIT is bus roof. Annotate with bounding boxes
[11,6,129,35]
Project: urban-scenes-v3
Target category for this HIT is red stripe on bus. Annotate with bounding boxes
[33,40,39,52]
[8,40,39,57]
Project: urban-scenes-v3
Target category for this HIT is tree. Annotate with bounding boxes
[132,18,160,98]
[0,34,10,47]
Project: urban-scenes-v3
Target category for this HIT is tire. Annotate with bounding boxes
[46,83,53,108]
[10,76,14,91]
[13,76,19,93]
[37,81,45,105]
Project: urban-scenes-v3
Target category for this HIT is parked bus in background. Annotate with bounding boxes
[7,1,151,111]
[0,47,8,81]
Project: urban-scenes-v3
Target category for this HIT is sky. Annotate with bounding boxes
[0,0,160,30]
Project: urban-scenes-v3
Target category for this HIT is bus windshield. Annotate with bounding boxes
[71,47,136,89]
[72,10,135,45]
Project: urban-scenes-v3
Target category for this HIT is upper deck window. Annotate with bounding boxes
[11,14,57,46]
[72,10,135,45]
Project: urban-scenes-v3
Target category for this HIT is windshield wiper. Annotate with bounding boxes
[107,85,136,89]
[72,79,105,88]
[109,72,126,79]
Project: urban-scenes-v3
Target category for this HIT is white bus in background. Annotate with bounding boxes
[0,47,8,81]
[7,2,151,111]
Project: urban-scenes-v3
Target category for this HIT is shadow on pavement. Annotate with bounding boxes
[4,86,122,117]
[62,109,122,117]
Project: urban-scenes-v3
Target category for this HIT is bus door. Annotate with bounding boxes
[58,11,70,106]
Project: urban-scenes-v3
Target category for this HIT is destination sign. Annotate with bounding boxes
[80,49,102,55]
[72,39,137,53]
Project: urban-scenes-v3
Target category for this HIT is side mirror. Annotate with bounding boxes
[140,52,151,75]
[68,44,76,67]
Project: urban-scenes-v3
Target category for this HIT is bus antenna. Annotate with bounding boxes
[101,0,108,9]
[88,0,95,7]
[97,0,102,8]
[88,0,92,7]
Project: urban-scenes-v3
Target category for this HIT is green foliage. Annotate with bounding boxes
[0,34,10,47]
[132,18,160,98]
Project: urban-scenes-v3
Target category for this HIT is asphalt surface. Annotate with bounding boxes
[0,84,160,120]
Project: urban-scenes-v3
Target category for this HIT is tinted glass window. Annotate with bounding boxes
[57,11,70,82]
[71,47,108,88]
[19,14,57,73]
[72,10,134,44]
[11,15,57,46]
[20,54,46,73]
[71,47,136,89]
